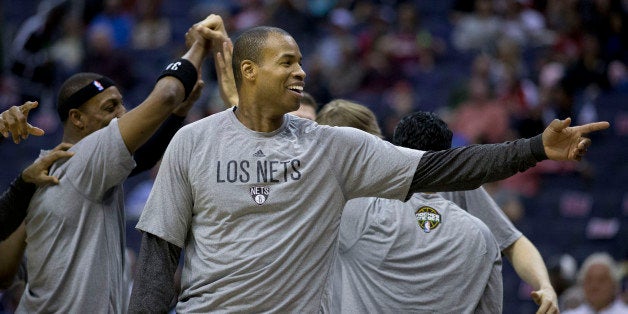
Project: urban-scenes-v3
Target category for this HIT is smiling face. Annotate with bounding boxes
[254,32,306,115]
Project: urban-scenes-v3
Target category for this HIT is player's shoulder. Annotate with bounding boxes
[178,109,232,135]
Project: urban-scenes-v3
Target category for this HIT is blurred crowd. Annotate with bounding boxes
[1,0,626,313]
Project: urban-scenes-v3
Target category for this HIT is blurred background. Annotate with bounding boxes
[0,0,626,312]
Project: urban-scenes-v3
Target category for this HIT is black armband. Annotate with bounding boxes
[157,58,197,101]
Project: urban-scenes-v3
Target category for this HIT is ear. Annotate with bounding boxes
[241,60,257,82]
[68,109,84,129]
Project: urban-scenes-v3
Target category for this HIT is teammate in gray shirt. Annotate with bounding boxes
[129,24,609,313]
[317,101,503,313]
[398,112,559,313]
[12,15,228,313]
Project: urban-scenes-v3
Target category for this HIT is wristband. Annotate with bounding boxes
[157,59,197,101]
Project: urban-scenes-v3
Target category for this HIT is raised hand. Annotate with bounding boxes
[542,118,610,161]
[22,143,74,186]
[215,40,238,107]
[187,14,228,55]
[0,101,45,144]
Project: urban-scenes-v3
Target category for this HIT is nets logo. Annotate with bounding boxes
[415,206,441,233]
[250,186,270,205]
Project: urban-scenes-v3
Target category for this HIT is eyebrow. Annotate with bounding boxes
[278,52,301,60]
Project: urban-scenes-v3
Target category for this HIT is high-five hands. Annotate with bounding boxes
[186,14,228,54]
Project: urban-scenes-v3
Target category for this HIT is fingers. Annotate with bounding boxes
[20,101,39,115]
[39,172,61,185]
[0,117,7,138]
[536,300,550,314]
[577,138,591,150]
[39,149,75,167]
[1,101,43,143]
[548,118,571,133]
[28,124,45,136]
[531,291,541,305]
[216,51,226,69]
[223,40,233,60]
[574,121,610,134]
[198,14,224,31]
[195,26,226,42]
[52,142,73,151]
[4,106,27,143]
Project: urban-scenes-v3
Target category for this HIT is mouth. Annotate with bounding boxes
[287,84,304,95]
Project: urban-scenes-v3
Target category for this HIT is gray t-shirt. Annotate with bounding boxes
[327,193,502,313]
[136,108,423,312]
[439,187,522,251]
[18,118,135,313]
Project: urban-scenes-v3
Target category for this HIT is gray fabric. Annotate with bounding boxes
[18,118,135,313]
[439,187,523,251]
[326,193,502,313]
[136,109,423,312]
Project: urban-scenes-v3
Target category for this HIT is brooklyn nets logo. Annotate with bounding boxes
[415,206,441,233]
[250,186,271,205]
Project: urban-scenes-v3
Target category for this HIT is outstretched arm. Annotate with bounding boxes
[503,236,559,314]
[128,232,182,313]
[408,118,609,195]
[0,101,45,144]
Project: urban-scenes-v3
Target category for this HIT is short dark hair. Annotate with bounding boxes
[392,111,453,151]
[57,72,103,121]
[232,26,291,90]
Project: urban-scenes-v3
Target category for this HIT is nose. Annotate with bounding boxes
[294,64,306,80]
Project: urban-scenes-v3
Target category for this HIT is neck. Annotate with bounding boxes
[234,104,285,133]
[61,127,82,144]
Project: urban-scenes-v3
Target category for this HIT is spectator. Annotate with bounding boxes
[563,253,628,314]
[131,0,172,50]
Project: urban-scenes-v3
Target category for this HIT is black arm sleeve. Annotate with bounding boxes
[128,232,182,314]
[129,114,185,177]
[408,135,547,197]
[0,175,36,241]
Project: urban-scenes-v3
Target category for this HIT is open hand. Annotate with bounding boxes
[22,143,74,186]
[215,40,238,107]
[0,101,45,144]
[542,118,610,161]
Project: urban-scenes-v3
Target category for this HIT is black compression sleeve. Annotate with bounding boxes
[407,135,546,198]
[128,232,182,313]
[0,175,36,241]
[130,114,185,177]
